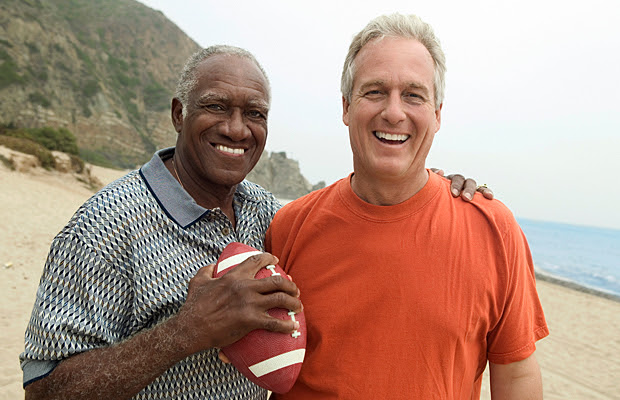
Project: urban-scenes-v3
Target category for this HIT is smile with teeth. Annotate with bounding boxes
[215,144,245,155]
[374,131,410,142]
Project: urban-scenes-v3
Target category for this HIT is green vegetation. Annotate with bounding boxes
[82,79,99,98]
[0,126,86,171]
[1,126,79,155]
[0,135,55,169]
[0,49,24,89]
[80,146,146,170]
[28,92,51,107]
[79,147,116,169]
[0,153,14,170]
[144,81,170,111]
[26,42,39,54]
[52,43,64,54]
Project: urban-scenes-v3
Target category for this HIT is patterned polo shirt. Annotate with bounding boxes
[20,147,282,399]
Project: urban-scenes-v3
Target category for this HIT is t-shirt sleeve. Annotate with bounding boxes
[486,217,549,364]
[20,228,133,385]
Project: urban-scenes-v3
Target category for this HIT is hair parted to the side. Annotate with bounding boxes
[175,45,271,117]
[341,13,446,110]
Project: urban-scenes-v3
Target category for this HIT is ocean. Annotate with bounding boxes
[518,218,620,298]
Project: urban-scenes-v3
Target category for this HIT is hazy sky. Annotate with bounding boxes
[139,0,620,229]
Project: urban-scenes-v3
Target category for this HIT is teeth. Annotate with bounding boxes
[216,145,244,155]
[375,131,409,141]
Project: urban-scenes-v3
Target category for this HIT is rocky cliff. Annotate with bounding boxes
[247,151,325,200]
[0,0,322,199]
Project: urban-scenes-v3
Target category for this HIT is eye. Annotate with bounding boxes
[205,104,225,112]
[404,92,425,103]
[246,110,267,120]
[365,90,382,96]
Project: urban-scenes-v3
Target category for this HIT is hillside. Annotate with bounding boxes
[0,0,324,198]
[0,0,199,168]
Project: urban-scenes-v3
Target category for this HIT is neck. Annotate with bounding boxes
[166,156,237,227]
[350,168,429,206]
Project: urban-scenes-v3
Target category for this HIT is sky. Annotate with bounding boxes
[139,0,620,230]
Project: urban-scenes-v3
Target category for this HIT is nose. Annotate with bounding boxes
[223,108,251,141]
[381,92,406,125]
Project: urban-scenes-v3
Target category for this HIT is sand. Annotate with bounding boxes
[1,161,619,399]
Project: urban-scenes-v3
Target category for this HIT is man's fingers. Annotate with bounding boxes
[197,263,215,278]
[460,178,478,202]
[227,252,280,279]
[430,167,445,177]
[259,312,301,333]
[446,174,465,198]
[477,185,494,200]
[218,351,231,364]
[261,290,303,314]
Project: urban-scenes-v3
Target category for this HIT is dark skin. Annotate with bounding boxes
[25,55,301,400]
[168,55,271,225]
[25,253,301,400]
[25,54,492,399]
[434,168,494,201]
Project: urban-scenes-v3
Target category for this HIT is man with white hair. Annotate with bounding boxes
[266,14,548,399]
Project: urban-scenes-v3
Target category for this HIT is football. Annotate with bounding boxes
[213,242,306,394]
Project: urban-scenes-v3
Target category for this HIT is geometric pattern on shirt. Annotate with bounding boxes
[21,169,281,400]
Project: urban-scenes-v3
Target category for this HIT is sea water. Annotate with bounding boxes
[518,218,620,297]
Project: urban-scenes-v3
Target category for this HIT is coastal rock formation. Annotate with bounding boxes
[247,151,325,199]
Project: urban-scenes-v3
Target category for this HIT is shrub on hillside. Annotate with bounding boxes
[0,136,55,169]
[0,153,14,170]
[1,126,79,155]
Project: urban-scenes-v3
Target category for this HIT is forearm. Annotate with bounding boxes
[489,354,542,400]
[25,315,196,400]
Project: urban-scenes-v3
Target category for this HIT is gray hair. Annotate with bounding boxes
[341,13,446,110]
[175,45,271,117]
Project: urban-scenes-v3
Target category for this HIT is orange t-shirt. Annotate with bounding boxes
[265,172,548,400]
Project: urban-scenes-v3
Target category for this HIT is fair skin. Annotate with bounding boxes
[490,354,543,400]
[343,36,542,399]
[343,37,441,205]
[24,55,302,400]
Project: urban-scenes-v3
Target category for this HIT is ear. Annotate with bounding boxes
[434,103,442,133]
[342,96,351,126]
[171,98,184,134]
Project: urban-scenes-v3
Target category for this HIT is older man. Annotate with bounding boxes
[21,45,482,399]
[266,14,548,399]
[21,46,301,400]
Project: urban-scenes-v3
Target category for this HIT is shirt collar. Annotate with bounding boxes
[139,147,210,228]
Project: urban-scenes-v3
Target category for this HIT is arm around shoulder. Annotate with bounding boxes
[489,353,543,400]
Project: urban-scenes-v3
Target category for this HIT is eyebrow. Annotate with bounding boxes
[406,82,431,96]
[195,92,269,111]
[357,80,384,94]
[357,80,431,96]
[195,92,227,104]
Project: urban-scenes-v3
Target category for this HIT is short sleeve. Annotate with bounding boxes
[20,228,133,380]
[487,220,549,364]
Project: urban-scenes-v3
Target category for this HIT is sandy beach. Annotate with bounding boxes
[1,158,618,399]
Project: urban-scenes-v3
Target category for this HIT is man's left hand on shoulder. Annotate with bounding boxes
[431,168,494,202]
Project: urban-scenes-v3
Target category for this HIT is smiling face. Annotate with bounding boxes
[172,54,269,190]
[343,36,442,195]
